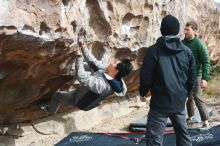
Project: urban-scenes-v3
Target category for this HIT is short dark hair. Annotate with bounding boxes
[186,21,198,31]
[116,58,133,79]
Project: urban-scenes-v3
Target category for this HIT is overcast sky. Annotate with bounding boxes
[214,0,220,3]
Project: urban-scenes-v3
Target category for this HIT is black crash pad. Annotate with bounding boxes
[56,125,220,146]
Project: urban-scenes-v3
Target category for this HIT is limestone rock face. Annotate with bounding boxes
[0,0,219,124]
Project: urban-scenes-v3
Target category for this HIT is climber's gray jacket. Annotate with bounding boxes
[75,47,127,111]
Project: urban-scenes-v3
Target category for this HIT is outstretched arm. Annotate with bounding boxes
[78,42,106,71]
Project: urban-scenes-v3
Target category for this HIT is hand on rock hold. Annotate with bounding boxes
[77,42,84,48]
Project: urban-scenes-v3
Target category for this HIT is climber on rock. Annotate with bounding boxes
[37,42,133,113]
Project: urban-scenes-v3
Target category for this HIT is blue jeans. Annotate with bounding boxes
[146,109,192,146]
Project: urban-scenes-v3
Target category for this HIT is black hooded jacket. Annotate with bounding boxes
[139,36,196,113]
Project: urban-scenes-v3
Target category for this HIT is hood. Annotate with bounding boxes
[114,78,127,96]
[156,36,184,54]
[106,78,127,97]
[107,79,123,93]
[104,73,127,96]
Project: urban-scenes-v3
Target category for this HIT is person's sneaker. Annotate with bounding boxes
[199,123,210,131]
[37,101,49,112]
[186,118,197,125]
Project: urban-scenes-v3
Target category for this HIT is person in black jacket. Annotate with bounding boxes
[139,15,196,146]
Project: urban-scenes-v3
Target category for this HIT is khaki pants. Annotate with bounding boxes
[186,76,209,122]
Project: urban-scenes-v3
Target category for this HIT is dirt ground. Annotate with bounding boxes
[88,105,149,133]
